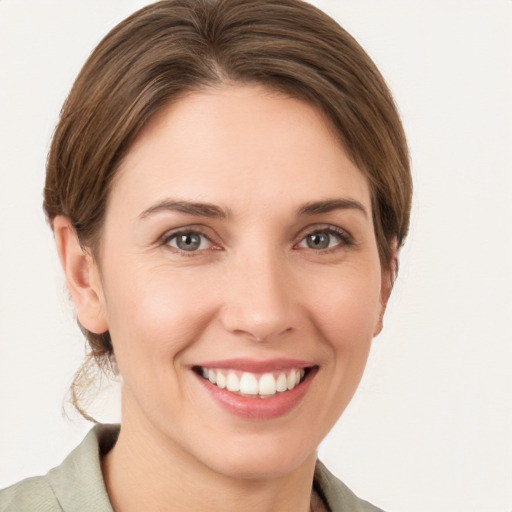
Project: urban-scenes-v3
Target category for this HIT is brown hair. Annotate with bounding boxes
[43,0,412,418]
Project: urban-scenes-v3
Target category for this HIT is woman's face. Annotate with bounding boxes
[90,85,391,478]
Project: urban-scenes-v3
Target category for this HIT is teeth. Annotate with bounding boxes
[276,373,287,392]
[240,372,259,395]
[226,372,240,392]
[286,371,295,390]
[199,367,307,397]
[259,373,276,396]
[216,371,226,389]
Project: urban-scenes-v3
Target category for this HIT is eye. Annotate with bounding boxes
[166,231,212,252]
[297,228,349,251]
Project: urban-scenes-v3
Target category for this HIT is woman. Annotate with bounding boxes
[0,0,411,510]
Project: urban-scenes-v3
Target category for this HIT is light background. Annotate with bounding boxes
[0,1,511,511]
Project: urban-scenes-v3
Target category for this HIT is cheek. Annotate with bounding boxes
[308,267,382,351]
[292,270,382,438]
[101,262,217,368]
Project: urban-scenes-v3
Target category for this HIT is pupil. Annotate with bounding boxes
[178,233,200,251]
[308,233,329,249]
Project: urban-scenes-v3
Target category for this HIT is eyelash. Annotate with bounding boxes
[159,225,353,255]
[160,229,218,255]
[296,226,354,253]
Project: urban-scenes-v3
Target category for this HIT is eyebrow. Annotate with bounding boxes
[297,199,368,218]
[138,197,367,221]
[138,200,227,220]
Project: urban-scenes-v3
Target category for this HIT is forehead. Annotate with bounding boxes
[111,84,371,218]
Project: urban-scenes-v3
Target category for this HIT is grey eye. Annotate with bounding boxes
[168,232,210,251]
[299,229,343,250]
[306,232,330,250]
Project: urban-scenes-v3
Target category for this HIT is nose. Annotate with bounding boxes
[219,250,299,343]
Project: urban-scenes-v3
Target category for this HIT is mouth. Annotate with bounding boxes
[193,366,312,399]
[191,358,318,419]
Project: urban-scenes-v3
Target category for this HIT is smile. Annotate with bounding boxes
[192,358,318,419]
[195,367,308,398]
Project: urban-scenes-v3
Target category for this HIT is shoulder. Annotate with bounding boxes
[0,476,60,512]
[314,460,386,512]
[0,424,118,512]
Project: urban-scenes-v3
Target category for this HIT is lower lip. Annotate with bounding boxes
[195,369,317,420]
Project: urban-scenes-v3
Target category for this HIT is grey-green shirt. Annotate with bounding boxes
[0,424,384,511]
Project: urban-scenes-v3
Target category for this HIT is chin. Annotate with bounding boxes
[192,428,320,481]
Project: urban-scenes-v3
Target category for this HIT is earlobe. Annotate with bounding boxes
[373,238,399,337]
[53,216,108,335]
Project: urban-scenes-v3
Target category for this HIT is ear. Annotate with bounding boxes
[373,238,399,337]
[53,216,108,334]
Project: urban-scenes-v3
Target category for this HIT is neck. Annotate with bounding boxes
[102,416,318,512]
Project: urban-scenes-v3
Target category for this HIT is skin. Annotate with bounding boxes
[54,84,395,512]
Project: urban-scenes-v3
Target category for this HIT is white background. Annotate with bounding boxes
[0,1,511,511]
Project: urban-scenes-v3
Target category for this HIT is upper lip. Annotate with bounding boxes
[194,358,315,373]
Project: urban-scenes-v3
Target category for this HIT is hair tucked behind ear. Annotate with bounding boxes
[45,0,411,419]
